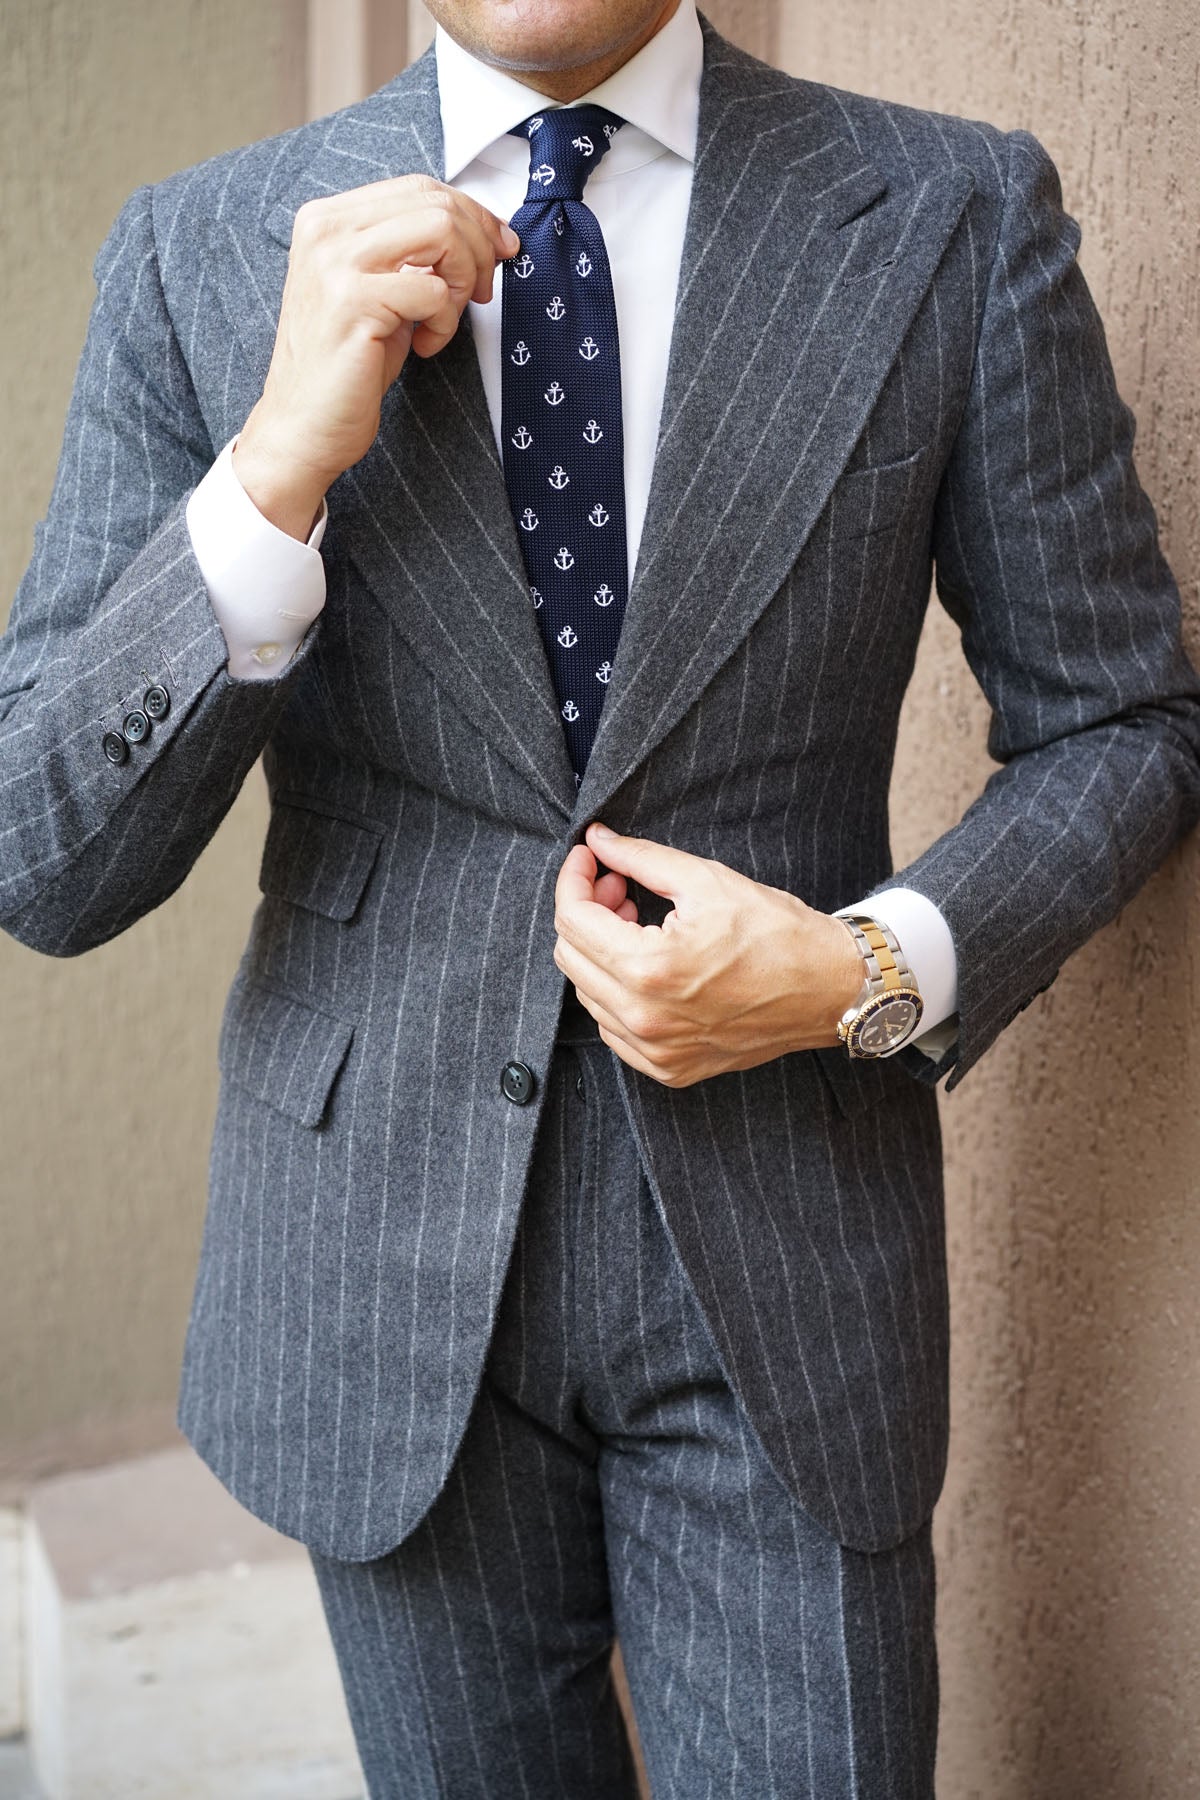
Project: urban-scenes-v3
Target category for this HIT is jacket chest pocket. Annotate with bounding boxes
[824,442,930,541]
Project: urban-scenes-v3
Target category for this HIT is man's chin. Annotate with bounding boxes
[428,0,676,78]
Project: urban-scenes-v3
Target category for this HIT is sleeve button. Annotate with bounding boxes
[102,731,129,766]
[143,683,170,720]
[122,708,151,744]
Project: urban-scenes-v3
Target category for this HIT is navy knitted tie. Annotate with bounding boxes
[501,106,628,784]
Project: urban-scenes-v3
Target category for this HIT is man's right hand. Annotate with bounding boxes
[232,175,520,540]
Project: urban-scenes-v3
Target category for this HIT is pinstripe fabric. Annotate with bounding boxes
[309,1034,937,1798]
[3,19,1199,1559]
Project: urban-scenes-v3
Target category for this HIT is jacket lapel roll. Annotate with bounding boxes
[575,32,975,820]
[211,51,576,818]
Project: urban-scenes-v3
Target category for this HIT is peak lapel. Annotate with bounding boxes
[574,32,974,822]
[212,50,575,818]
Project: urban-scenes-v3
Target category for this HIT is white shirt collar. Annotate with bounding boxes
[435,0,703,182]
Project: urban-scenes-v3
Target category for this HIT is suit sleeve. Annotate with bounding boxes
[0,182,319,956]
[884,129,1200,1090]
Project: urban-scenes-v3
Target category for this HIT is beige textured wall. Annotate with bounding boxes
[0,0,305,1485]
[3,0,1198,1792]
[773,2,1200,1795]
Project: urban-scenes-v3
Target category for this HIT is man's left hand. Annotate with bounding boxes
[553,822,864,1088]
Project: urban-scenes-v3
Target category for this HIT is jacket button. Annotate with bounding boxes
[143,683,170,720]
[122,708,150,745]
[500,1061,536,1105]
[102,731,129,766]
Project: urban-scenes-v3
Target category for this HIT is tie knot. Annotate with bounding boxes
[513,105,624,203]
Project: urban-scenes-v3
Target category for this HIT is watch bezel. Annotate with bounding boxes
[839,986,924,1060]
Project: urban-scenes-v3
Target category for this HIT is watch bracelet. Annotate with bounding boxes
[840,913,915,998]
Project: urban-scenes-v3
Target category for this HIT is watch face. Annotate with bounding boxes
[854,996,920,1057]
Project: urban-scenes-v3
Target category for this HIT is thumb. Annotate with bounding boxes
[584,823,709,902]
[556,841,600,908]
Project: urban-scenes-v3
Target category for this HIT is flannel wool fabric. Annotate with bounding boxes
[2,20,1199,1578]
[309,1028,938,1798]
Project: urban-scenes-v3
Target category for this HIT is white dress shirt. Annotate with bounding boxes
[184,0,958,1053]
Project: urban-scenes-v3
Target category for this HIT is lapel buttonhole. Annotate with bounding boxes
[843,255,899,287]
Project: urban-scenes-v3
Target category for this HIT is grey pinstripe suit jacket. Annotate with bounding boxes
[4,20,1199,1559]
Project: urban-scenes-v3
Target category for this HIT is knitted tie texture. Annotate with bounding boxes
[501,106,627,784]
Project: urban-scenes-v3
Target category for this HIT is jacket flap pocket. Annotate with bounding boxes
[811,1044,890,1119]
[218,977,355,1128]
[259,795,383,921]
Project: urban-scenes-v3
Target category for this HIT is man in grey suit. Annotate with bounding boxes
[4,0,1199,1791]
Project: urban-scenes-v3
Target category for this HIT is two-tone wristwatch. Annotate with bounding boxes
[836,914,924,1059]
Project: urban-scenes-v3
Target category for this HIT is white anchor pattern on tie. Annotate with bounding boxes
[500,104,628,781]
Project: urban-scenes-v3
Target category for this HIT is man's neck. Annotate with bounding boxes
[459,0,682,104]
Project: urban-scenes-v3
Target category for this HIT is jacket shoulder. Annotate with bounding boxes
[144,45,437,253]
[809,81,1015,194]
[699,21,1018,202]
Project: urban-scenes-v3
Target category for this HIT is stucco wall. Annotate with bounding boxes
[2,1,1197,1793]
[0,0,305,1482]
[772,2,1200,1795]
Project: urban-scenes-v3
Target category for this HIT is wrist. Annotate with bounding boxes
[824,914,867,1039]
[232,412,332,542]
[787,909,867,1051]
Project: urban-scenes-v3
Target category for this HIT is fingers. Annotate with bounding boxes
[302,175,517,264]
[555,845,649,964]
[350,202,504,308]
[563,980,663,1064]
[584,823,715,905]
[251,175,519,501]
[596,1022,675,1083]
[556,841,600,908]
[554,932,637,1025]
[593,869,634,917]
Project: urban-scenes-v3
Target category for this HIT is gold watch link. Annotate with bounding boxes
[836,914,925,1060]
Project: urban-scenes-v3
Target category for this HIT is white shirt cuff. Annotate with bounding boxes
[835,887,959,1061]
[185,435,328,681]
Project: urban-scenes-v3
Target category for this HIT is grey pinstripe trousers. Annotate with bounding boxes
[308,1010,938,1798]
